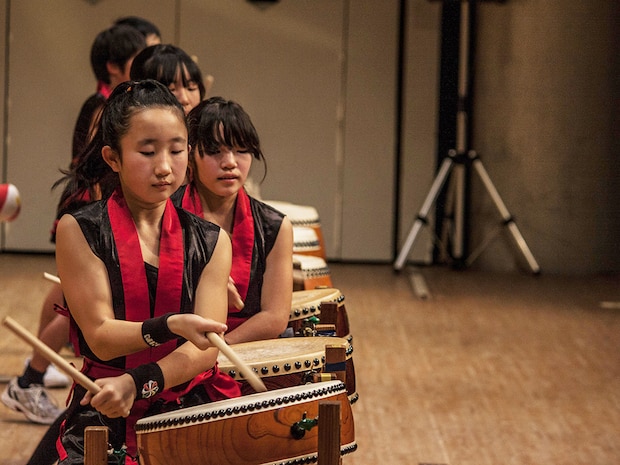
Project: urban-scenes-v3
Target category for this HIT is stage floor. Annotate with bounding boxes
[1,253,619,465]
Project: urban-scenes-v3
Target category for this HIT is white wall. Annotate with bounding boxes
[1,0,617,273]
[1,0,412,263]
[179,0,348,259]
[1,0,176,251]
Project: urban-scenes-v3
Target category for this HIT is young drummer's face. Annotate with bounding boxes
[168,65,201,115]
[192,139,252,199]
[107,108,188,203]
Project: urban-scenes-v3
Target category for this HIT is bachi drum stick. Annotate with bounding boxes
[2,316,100,394]
[205,332,267,392]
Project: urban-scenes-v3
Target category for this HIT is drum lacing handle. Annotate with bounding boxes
[290,412,318,439]
[108,443,135,465]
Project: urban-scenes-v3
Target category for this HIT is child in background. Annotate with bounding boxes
[130,44,205,116]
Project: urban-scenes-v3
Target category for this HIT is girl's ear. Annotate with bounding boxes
[102,146,121,173]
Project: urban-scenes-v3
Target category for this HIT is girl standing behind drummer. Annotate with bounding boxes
[54,80,240,465]
[174,97,294,344]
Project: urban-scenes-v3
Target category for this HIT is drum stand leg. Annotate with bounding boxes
[394,149,540,274]
[318,401,341,465]
[84,426,108,465]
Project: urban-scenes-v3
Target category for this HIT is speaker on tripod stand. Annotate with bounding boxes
[393,0,540,275]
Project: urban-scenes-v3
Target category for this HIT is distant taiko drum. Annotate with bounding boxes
[0,184,21,222]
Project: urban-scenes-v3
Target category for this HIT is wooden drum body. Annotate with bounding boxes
[217,337,357,403]
[136,381,356,465]
[289,288,351,342]
[292,253,333,291]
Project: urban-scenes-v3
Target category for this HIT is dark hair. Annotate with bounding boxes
[114,16,161,41]
[90,25,146,84]
[131,44,206,100]
[187,97,265,165]
[55,80,185,212]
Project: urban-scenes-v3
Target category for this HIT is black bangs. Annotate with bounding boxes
[156,60,200,91]
[191,98,263,161]
[131,44,206,99]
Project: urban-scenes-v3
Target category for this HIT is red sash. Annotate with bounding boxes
[181,185,254,324]
[107,189,184,368]
[107,190,184,461]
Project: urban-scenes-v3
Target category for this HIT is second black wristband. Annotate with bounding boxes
[127,362,164,400]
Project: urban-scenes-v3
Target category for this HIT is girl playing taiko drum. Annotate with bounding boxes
[54,79,240,464]
[173,97,294,344]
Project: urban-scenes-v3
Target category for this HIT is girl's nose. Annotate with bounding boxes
[155,154,172,176]
[175,87,190,106]
[221,149,237,168]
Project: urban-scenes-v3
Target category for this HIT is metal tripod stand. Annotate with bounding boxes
[393,0,539,275]
[393,148,540,274]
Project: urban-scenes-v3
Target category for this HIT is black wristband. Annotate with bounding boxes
[142,313,177,347]
[126,362,164,400]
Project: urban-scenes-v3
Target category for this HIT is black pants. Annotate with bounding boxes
[27,414,62,465]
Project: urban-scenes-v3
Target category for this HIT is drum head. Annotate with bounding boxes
[290,288,343,319]
[217,337,349,379]
[293,226,321,253]
[264,200,320,225]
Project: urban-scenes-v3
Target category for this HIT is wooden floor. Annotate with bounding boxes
[1,253,619,465]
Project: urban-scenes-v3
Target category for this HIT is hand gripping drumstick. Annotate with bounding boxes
[2,316,101,394]
[205,332,267,392]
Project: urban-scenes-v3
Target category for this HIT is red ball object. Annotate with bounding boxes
[0,183,21,222]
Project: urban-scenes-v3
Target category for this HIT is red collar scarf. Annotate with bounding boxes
[182,185,254,315]
[107,189,184,367]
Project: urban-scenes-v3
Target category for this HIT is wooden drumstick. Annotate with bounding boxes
[2,316,100,394]
[205,332,267,393]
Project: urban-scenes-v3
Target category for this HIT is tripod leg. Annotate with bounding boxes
[452,163,466,262]
[394,156,454,271]
[469,151,541,274]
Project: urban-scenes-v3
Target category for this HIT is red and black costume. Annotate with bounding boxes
[172,185,285,332]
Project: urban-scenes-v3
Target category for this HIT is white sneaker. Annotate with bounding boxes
[43,363,71,388]
[1,377,63,424]
[24,358,71,388]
